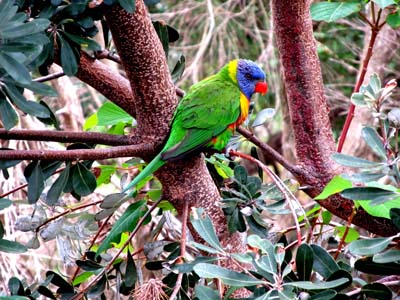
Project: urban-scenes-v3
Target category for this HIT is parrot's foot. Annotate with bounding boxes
[223,146,236,160]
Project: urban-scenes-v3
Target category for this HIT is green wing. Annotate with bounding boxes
[161,75,240,161]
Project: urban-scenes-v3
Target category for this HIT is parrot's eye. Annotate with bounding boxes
[244,73,253,81]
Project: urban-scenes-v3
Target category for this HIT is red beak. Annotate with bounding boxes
[255,81,268,96]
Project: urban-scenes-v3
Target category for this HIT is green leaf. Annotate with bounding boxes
[72,162,97,197]
[332,153,381,168]
[340,187,398,202]
[4,83,50,118]
[234,165,248,184]
[194,286,220,300]
[119,0,136,13]
[96,200,146,254]
[76,259,103,272]
[0,239,27,253]
[252,108,275,128]
[171,55,185,83]
[0,2,18,28]
[390,208,400,230]
[387,11,400,29]
[361,127,387,159]
[46,166,70,205]
[355,256,400,275]
[72,271,94,286]
[26,161,44,204]
[193,263,264,287]
[8,277,24,295]
[373,248,400,263]
[59,35,78,76]
[247,235,274,254]
[1,19,50,39]
[62,32,101,51]
[0,199,12,210]
[372,0,396,9]
[125,249,137,287]
[190,208,224,252]
[348,237,392,256]
[37,286,57,300]
[311,2,361,22]
[20,81,56,96]
[315,175,352,200]
[0,96,18,130]
[153,21,169,57]
[358,197,400,219]
[309,289,337,300]
[0,52,31,85]
[296,243,313,281]
[286,278,349,290]
[361,283,392,300]
[87,274,107,298]
[334,226,359,243]
[97,101,133,126]
[311,244,339,278]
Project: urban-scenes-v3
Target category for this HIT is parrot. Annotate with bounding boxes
[122,59,267,193]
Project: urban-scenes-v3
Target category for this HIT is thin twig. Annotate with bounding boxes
[337,7,383,152]
[333,207,356,260]
[236,126,305,178]
[94,50,122,64]
[169,199,189,300]
[34,71,66,83]
[71,199,162,300]
[229,149,304,246]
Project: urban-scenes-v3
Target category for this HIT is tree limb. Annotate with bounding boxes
[0,129,133,146]
[0,143,155,161]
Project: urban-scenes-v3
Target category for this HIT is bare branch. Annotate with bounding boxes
[0,143,156,161]
[0,129,133,146]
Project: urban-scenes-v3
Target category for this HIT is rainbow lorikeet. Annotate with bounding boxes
[123,59,267,192]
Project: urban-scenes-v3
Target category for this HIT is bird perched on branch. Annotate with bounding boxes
[123,59,267,192]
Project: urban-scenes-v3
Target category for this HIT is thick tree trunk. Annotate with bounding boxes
[104,0,247,261]
[271,0,398,236]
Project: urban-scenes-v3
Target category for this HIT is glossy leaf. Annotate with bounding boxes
[195,285,220,300]
[361,127,387,159]
[59,36,78,76]
[76,259,103,272]
[286,278,349,290]
[311,2,361,22]
[171,55,185,83]
[0,96,18,130]
[119,0,136,13]
[252,108,275,128]
[96,101,133,126]
[87,274,107,298]
[315,175,352,200]
[0,199,12,210]
[46,271,74,293]
[309,289,337,300]
[372,0,396,8]
[311,244,339,278]
[296,243,313,281]
[8,277,24,295]
[390,208,400,230]
[0,52,31,85]
[191,208,223,252]
[355,256,400,275]
[125,249,137,287]
[340,187,398,201]
[1,19,50,39]
[5,84,50,118]
[72,162,97,197]
[348,237,392,256]
[46,166,70,205]
[37,286,56,300]
[62,31,100,51]
[331,153,381,168]
[26,161,44,204]
[361,282,392,300]
[193,263,264,287]
[373,248,400,263]
[0,239,27,253]
[96,200,146,254]
[387,11,400,29]
[334,226,359,243]
[358,198,400,219]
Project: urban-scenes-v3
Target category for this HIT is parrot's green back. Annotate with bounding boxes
[122,59,266,193]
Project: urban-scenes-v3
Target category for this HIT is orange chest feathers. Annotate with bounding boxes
[229,93,250,129]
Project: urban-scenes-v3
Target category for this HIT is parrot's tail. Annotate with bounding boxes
[122,153,166,193]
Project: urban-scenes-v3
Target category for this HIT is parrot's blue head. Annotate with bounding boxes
[236,59,267,99]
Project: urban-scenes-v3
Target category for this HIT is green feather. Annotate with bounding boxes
[123,60,245,192]
[122,153,165,193]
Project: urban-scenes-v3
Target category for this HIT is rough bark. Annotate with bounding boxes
[103,0,247,258]
[271,0,398,236]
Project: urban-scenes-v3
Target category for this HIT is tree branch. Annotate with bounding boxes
[0,143,155,161]
[0,129,134,146]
